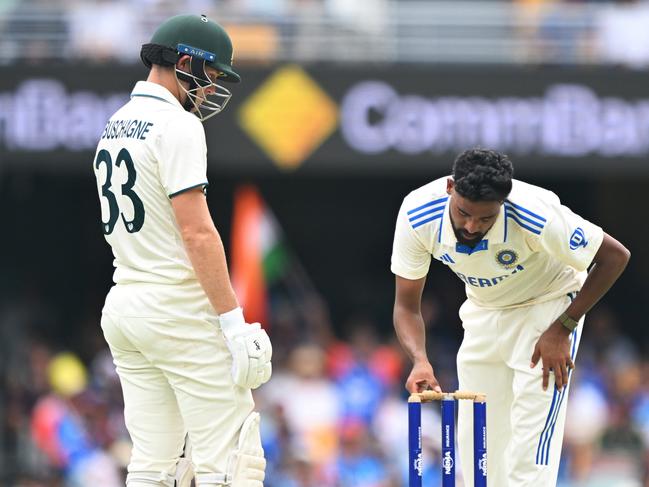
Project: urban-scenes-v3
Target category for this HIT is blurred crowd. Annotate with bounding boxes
[2,290,648,487]
[2,0,649,67]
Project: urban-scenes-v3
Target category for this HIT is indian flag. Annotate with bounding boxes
[230,185,288,327]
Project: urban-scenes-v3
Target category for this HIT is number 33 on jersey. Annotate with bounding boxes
[92,81,210,285]
[95,147,145,235]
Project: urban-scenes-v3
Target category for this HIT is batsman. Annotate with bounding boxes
[391,149,629,486]
[92,14,271,487]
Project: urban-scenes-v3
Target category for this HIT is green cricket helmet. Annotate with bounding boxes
[140,14,240,121]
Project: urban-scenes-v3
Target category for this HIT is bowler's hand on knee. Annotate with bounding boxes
[530,320,574,392]
[219,307,273,389]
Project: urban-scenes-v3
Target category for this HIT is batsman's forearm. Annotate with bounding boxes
[394,306,428,363]
[182,228,239,315]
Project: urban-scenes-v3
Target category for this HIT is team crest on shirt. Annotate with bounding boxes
[496,249,519,269]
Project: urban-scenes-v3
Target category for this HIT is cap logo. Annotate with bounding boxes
[200,15,208,22]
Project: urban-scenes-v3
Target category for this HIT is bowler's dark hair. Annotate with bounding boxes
[452,148,513,202]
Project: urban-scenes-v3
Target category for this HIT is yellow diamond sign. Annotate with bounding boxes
[238,65,338,170]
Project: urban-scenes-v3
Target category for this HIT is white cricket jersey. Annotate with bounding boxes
[93,81,208,289]
[391,177,604,309]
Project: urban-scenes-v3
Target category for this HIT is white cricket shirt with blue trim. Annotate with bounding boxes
[93,81,209,286]
[391,177,604,309]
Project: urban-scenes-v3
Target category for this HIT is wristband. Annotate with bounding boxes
[219,307,245,332]
[558,312,578,332]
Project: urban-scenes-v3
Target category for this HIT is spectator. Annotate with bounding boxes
[328,419,392,487]
[260,343,341,465]
[31,352,122,487]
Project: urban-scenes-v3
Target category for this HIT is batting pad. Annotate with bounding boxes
[174,457,195,487]
[227,411,266,487]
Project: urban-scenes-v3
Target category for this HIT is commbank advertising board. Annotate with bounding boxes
[1,65,647,175]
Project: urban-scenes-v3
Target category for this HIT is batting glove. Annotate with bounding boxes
[219,307,272,389]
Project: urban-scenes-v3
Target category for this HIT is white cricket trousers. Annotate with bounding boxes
[101,285,255,487]
[456,294,582,487]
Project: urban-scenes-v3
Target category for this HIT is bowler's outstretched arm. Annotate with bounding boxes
[394,275,442,393]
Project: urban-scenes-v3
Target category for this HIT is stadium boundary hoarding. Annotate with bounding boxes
[1,65,648,175]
